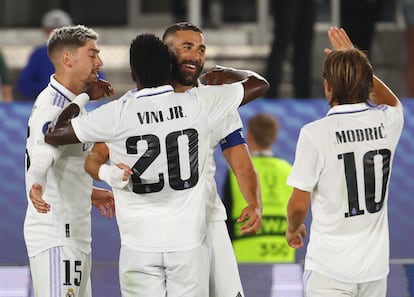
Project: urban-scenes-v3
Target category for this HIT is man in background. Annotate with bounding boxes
[224,113,295,263]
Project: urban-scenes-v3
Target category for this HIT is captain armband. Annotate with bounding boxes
[220,128,246,151]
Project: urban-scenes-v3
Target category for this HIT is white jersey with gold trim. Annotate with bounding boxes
[288,102,403,283]
[71,83,244,252]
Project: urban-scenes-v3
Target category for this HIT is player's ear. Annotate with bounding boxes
[62,51,72,67]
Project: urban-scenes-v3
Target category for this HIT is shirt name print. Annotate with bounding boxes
[335,123,386,144]
[137,105,185,124]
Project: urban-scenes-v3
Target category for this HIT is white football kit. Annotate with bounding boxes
[206,112,246,297]
[288,103,403,287]
[70,83,244,297]
[24,75,93,297]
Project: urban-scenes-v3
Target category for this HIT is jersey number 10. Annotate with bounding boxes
[338,149,391,218]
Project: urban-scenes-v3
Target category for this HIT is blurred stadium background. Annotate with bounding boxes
[1,0,413,296]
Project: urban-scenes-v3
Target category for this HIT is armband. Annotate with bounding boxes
[220,128,246,151]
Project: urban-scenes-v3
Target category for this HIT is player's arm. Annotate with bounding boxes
[27,104,68,213]
[45,79,114,146]
[199,65,269,105]
[85,142,132,188]
[325,27,402,109]
[224,143,262,235]
[91,186,115,219]
[27,150,54,213]
[285,188,310,249]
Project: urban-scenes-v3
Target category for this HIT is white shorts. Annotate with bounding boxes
[304,270,387,297]
[29,246,91,297]
[119,241,209,297]
[207,220,244,297]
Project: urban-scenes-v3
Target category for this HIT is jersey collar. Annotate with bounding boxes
[134,85,174,100]
[327,102,371,116]
[49,75,77,102]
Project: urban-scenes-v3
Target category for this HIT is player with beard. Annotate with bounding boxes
[162,22,262,297]
[82,22,262,297]
[44,33,268,296]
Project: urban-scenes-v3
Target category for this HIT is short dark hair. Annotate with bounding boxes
[162,22,203,41]
[130,33,172,88]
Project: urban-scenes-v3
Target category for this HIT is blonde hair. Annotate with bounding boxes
[248,113,279,148]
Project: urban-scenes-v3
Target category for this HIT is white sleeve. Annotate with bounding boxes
[195,83,244,128]
[287,127,322,192]
[26,103,64,193]
[71,100,119,143]
[211,111,243,145]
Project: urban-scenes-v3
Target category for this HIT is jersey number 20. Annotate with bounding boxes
[126,129,199,194]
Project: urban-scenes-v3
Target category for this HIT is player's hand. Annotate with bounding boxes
[84,79,114,100]
[324,26,355,55]
[91,188,115,219]
[200,65,245,85]
[29,183,50,213]
[285,224,306,249]
[99,163,132,189]
[237,203,262,235]
[116,163,133,182]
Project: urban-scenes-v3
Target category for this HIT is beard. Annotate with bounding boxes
[171,58,203,87]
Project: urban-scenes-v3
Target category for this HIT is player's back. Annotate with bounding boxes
[71,83,244,252]
[301,102,403,282]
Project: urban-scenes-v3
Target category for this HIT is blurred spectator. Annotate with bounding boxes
[264,0,316,99]
[340,0,384,56]
[403,0,414,97]
[0,50,13,102]
[223,113,295,263]
[16,9,73,100]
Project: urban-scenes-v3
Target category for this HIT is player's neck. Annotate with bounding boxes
[172,82,193,93]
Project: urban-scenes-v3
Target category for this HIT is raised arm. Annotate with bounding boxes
[325,27,401,108]
[199,65,269,106]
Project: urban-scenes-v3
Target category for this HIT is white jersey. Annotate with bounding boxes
[206,112,243,222]
[287,102,403,283]
[24,75,93,257]
[71,83,244,252]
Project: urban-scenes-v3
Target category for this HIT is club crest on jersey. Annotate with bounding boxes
[66,288,75,297]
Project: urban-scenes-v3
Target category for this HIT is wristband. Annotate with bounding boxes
[98,163,129,189]
[72,93,90,109]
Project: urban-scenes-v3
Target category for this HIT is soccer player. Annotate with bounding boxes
[24,25,115,297]
[44,33,269,297]
[86,22,263,297]
[163,22,262,297]
[285,27,403,297]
